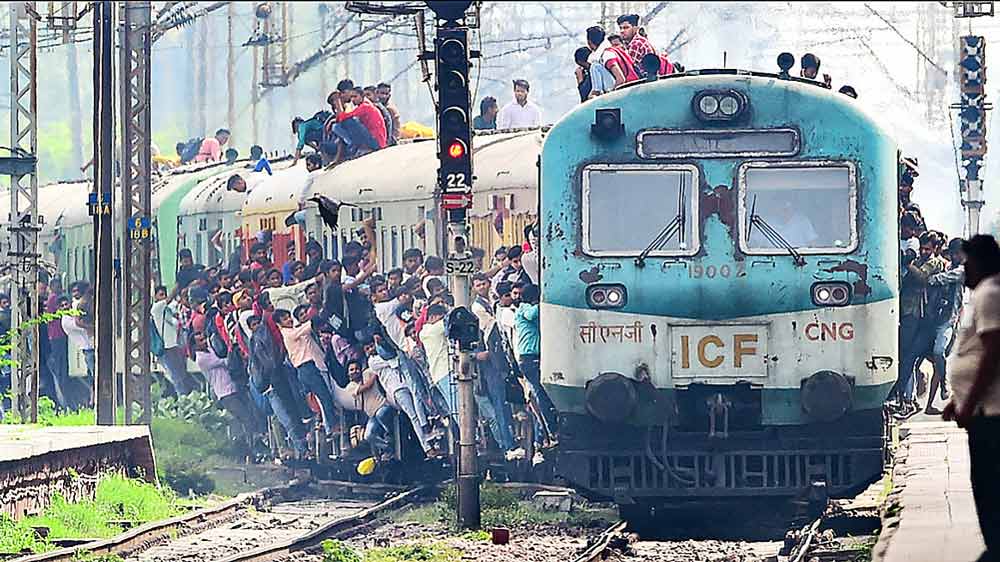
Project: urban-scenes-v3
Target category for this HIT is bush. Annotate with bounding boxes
[150,417,231,495]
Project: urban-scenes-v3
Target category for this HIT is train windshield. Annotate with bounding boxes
[739,163,856,254]
[583,165,699,256]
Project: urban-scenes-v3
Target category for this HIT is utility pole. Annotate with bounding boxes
[7,1,40,423]
[93,0,116,425]
[119,1,153,425]
[227,3,236,141]
[426,0,479,530]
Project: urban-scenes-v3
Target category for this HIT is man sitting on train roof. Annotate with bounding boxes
[193,128,231,163]
[249,145,272,176]
[497,79,542,129]
[799,53,832,88]
[616,14,656,79]
[473,96,498,130]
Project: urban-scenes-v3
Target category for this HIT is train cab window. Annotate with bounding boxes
[582,164,699,256]
[738,163,857,254]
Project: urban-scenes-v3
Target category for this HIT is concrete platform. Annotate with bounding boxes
[0,425,155,519]
[873,420,985,562]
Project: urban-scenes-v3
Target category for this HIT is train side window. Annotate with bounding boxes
[582,164,700,257]
[738,162,857,255]
[391,226,399,267]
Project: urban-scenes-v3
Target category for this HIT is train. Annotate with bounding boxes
[27,131,540,383]
[539,70,897,513]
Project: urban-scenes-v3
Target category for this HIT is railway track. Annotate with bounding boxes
[13,481,427,562]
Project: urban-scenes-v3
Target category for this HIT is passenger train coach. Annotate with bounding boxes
[540,70,897,511]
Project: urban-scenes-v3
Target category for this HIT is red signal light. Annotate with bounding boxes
[448,140,466,159]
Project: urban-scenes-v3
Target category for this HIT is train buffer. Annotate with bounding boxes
[873,420,983,562]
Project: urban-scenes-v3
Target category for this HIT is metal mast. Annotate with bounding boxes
[7,1,40,422]
[119,1,153,425]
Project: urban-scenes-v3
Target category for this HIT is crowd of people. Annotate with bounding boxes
[891,157,966,418]
[134,219,551,464]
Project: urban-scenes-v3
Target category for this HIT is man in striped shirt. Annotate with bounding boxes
[617,14,656,78]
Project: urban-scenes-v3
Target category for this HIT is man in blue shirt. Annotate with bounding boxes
[514,284,557,441]
[291,116,325,166]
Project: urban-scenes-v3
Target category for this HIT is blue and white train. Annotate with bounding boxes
[540,70,897,511]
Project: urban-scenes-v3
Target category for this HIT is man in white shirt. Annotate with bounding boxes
[150,285,197,395]
[419,304,453,414]
[943,235,1000,561]
[496,79,542,129]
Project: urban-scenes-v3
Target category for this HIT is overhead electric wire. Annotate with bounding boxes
[863,2,948,75]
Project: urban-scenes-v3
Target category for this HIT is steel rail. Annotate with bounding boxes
[572,520,628,562]
[12,482,302,562]
[216,486,428,562]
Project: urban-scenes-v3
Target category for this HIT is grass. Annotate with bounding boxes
[321,540,461,562]
[397,483,617,532]
[21,475,184,541]
[0,475,186,554]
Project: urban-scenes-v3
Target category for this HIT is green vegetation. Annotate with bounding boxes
[0,475,185,554]
[399,483,616,532]
[321,540,461,562]
[0,513,47,554]
[459,529,491,542]
[322,540,363,562]
[22,475,183,540]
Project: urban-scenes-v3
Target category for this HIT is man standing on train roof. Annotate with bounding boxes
[497,79,542,130]
[375,82,401,143]
[193,128,231,163]
[617,14,656,78]
[942,235,1000,562]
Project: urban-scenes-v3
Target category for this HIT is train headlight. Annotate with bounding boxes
[692,90,747,122]
[586,284,627,309]
[811,282,851,307]
[698,95,719,115]
[719,95,740,116]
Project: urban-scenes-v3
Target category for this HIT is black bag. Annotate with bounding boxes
[227,349,247,386]
[204,310,229,359]
[180,137,203,163]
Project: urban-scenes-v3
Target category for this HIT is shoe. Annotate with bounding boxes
[925,406,942,416]
[505,447,526,461]
[532,451,545,466]
[941,386,950,401]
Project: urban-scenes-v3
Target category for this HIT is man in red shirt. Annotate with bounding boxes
[331,80,387,156]
[617,14,656,78]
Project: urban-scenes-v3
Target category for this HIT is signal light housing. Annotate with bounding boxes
[586,284,628,309]
[811,282,851,307]
[435,26,473,223]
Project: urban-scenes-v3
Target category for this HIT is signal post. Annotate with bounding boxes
[426,0,480,530]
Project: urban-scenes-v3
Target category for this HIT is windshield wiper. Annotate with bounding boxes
[745,195,806,266]
[635,176,687,268]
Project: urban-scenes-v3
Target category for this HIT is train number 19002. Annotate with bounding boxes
[689,263,745,279]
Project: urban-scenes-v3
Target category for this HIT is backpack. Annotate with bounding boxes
[150,319,165,357]
[312,110,332,124]
[179,137,204,164]
[205,310,229,359]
